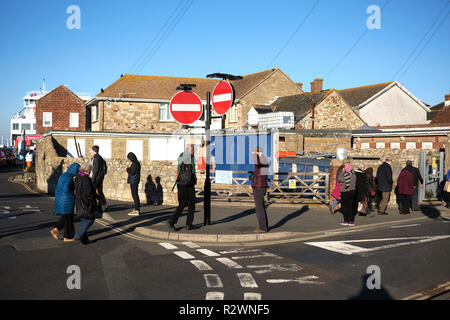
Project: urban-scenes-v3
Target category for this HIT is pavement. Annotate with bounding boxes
[11,174,450,244]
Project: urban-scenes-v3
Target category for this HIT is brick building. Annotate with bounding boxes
[36,85,90,136]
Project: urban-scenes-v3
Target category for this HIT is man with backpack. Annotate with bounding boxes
[167,144,198,231]
[90,145,108,213]
[397,162,415,214]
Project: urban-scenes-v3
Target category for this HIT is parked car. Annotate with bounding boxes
[0,148,15,165]
[0,151,6,167]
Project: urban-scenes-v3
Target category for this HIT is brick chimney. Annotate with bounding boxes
[445,94,450,107]
[314,78,323,93]
[310,81,316,94]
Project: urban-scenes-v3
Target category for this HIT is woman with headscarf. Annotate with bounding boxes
[337,163,357,226]
[50,163,80,242]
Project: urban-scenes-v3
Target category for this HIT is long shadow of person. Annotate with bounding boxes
[154,177,163,205]
[349,273,394,300]
[145,175,156,205]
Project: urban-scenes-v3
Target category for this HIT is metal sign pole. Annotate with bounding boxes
[204,92,212,225]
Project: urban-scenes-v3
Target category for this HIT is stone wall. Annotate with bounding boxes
[35,135,202,206]
[303,136,351,154]
[302,91,366,130]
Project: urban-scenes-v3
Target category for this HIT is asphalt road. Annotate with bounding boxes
[1,164,449,304]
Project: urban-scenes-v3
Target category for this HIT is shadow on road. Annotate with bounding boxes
[349,274,394,300]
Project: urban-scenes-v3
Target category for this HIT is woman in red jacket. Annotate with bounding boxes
[251,147,269,233]
[397,166,415,214]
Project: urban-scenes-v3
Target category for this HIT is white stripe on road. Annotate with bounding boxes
[206,292,224,300]
[237,273,258,288]
[197,249,220,257]
[390,224,421,229]
[174,251,195,260]
[159,242,178,250]
[219,248,261,255]
[190,260,213,271]
[204,274,224,288]
[246,264,303,274]
[267,276,324,285]
[172,104,202,112]
[232,252,282,260]
[213,93,232,103]
[244,293,262,300]
[182,242,200,248]
[216,258,243,269]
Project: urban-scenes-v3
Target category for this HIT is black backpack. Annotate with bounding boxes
[178,163,195,186]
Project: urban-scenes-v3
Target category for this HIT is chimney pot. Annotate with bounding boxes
[314,78,323,93]
[310,82,316,94]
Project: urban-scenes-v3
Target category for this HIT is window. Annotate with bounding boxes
[406,142,416,149]
[422,142,433,150]
[21,123,31,131]
[230,105,237,122]
[92,105,98,122]
[376,142,385,149]
[33,123,36,130]
[70,113,79,128]
[361,143,370,149]
[159,103,173,121]
[12,123,19,130]
[43,112,52,127]
[391,142,400,149]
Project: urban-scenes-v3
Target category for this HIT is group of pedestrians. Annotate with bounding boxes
[330,157,424,227]
[50,145,110,244]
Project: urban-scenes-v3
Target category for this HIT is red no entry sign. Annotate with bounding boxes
[212,81,234,115]
[169,91,203,125]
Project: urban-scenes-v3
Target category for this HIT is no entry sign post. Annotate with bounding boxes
[172,74,242,226]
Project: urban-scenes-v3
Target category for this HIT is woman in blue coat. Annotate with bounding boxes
[50,163,80,242]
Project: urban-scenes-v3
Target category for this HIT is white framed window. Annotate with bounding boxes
[92,105,98,122]
[422,142,433,150]
[406,142,416,149]
[361,142,370,149]
[126,140,143,161]
[69,113,79,128]
[43,112,52,127]
[93,139,112,159]
[390,142,400,149]
[376,142,385,149]
[12,123,19,130]
[229,104,237,123]
[159,103,173,122]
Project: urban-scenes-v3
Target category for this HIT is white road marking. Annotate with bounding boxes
[390,224,421,228]
[190,260,213,271]
[244,293,262,300]
[183,241,200,248]
[216,258,243,269]
[174,251,195,260]
[231,252,282,260]
[197,249,220,257]
[237,273,258,288]
[267,276,324,285]
[306,235,450,255]
[246,264,303,274]
[206,292,224,300]
[219,248,261,255]
[159,242,178,250]
[204,274,224,288]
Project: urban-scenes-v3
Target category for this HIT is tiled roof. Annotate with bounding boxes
[337,82,394,107]
[429,105,450,125]
[96,68,280,101]
[262,90,332,121]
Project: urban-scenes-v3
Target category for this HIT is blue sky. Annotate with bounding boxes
[0,0,449,140]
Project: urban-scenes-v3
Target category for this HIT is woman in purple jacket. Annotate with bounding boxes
[251,147,269,233]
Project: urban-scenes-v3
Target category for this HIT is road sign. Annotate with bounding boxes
[170,91,203,125]
[212,81,234,115]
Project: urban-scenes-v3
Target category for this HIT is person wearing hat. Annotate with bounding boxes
[251,146,269,233]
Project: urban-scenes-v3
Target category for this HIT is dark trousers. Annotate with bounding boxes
[170,185,195,226]
[399,194,412,213]
[94,178,107,211]
[411,186,419,210]
[253,188,268,231]
[55,214,75,239]
[341,190,356,223]
[130,183,140,211]
[75,218,94,241]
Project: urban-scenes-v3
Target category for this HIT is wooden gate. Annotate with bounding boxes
[196,171,330,204]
